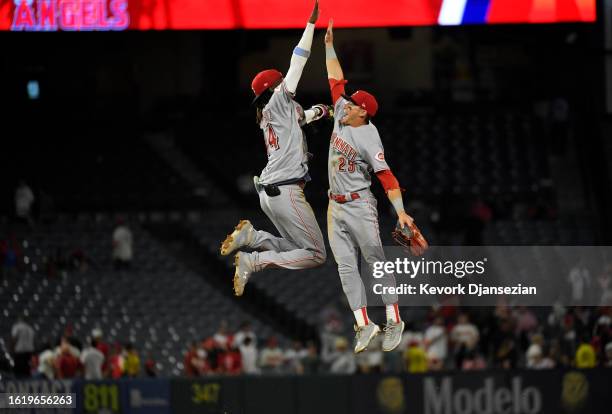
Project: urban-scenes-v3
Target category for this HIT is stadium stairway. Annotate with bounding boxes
[0,215,289,377]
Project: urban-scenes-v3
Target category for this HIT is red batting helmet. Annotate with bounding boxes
[342,90,379,117]
[251,69,283,104]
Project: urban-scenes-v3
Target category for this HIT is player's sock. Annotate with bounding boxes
[386,303,401,324]
[354,307,370,327]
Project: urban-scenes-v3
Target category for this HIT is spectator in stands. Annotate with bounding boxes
[526,334,554,369]
[285,341,308,374]
[123,343,141,377]
[461,350,487,371]
[593,312,611,361]
[15,180,35,227]
[491,311,516,365]
[69,248,91,273]
[404,339,428,374]
[559,314,577,366]
[219,339,242,375]
[465,198,492,244]
[451,313,479,368]
[92,328,109,373]
[514,306,539,352]
[36,341,55,380]
[546,338,562,368]
[572,307,593,340]
[575,336,596,369]
[2,237,21,278]
[544,303,565,340]
[258,336,284,374]
[605,342,612,367]
[195,347,210,375]
[109,343,124,379]
[567,259,591,305]
[213,320,229,349]
[203,337,220,373]
[81,337,105,380]
[112,217,133,271]
[233,321,257,348]
[144,353,157,377]
[424,316,448,371]
[356,336,383,374]
[494,337,518,369]
[62,324,82,351]
[11,315,35,378]
[301,341,320,374]
[382,333,406,374]
[399,321,424,350]
[55,337,81,379]
[184,342,201,377]
[239,336,259,375]
[319,306,344,368]
[597,266,612,305]
[329,337,356,375]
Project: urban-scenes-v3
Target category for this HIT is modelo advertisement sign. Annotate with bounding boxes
[1,370,610,414]
[394,370,601,414]
[0,0,597,31]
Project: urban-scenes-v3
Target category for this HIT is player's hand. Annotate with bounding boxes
[325,18,334,45]
[311,104,333,121]
[397,211,414,229]
[308,0,319,24]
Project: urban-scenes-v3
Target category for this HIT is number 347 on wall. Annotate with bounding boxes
[192,383,221,404]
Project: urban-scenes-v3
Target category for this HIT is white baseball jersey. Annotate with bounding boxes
[258,81,309,186]
[328,97,389,194]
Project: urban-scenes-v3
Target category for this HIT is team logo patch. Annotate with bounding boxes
[376,152,385,161]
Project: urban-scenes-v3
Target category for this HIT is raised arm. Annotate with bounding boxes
[324,19,346,103]
[284,0,319,95]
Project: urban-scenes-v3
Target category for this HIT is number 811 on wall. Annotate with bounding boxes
[82,383,122,414]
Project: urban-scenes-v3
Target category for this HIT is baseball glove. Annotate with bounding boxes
[392,221,428,256]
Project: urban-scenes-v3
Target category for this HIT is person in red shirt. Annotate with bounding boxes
[108,343,124,379]
[218,337,242,375]
[55,338,81,379]
[183,342,200,377]
[144,353,156,377]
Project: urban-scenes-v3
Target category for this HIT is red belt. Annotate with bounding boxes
[329,192,361,204]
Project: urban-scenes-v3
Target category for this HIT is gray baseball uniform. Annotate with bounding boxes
[258,82,309,186]
[327,96,398,311]
[246,81,326,272]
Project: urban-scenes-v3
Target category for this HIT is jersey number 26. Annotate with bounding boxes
[338,156,356,173]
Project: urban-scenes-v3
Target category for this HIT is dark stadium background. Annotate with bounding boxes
[1,3,612,414]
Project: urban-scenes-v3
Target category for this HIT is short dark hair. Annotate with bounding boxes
[255,90,273,124]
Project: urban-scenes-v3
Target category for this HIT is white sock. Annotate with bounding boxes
[386,303,401,323]
[353,307,369,327]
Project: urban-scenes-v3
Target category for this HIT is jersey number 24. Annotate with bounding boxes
[267,126,280,152]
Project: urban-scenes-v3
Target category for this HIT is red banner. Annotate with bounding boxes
[0,0,596,31]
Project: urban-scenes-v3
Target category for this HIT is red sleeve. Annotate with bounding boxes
[376,169,401,192]
[328,78,347,105]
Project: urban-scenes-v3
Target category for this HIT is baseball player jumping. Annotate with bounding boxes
[324,19,413,353]
[221,1,329,296]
